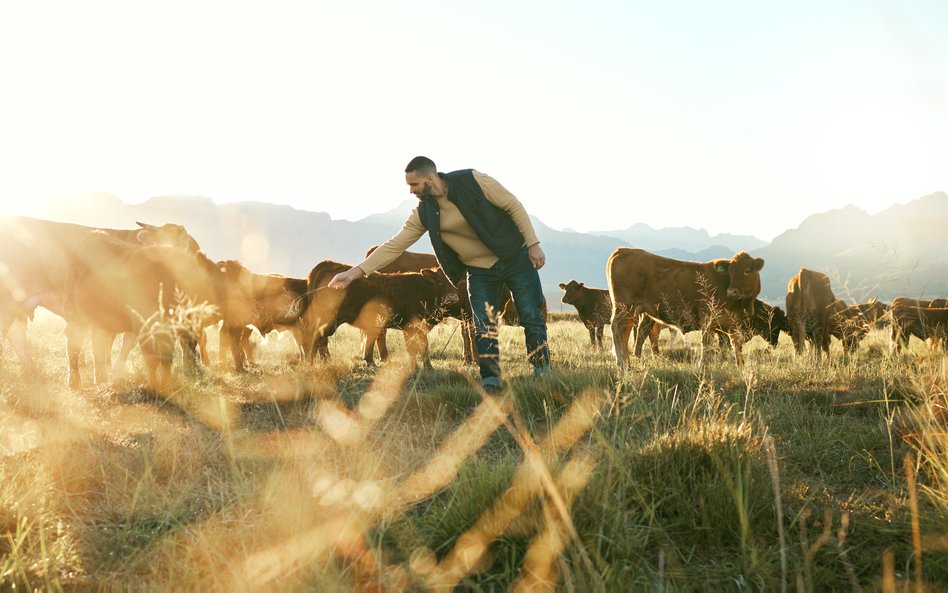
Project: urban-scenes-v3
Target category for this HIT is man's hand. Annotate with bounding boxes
[528,243,546,270]
[327,267,365,290]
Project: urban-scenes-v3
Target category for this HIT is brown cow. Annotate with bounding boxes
[890,297,948,353]
[825,299,889,354]
[0,216,200,376]
[558,280,611,347]
[362,246,464,363]
[717,299,791,350]
[361,246,546,365]
[785,268,837,361]
[608,249,764,366]
[62,234,244,391]
[305,260,450,369]
[215,261,309,370]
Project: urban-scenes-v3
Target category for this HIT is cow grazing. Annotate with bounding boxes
[305,261,450,369]
[361,246,547,365]
[215,261,309,370]
[749,300,791,347]
[785,268,838,361]
[825,299,889,354]
[607,249,764,366]
[63,234,244,391]
[717,300,791,350]
[890,297,948,353]
[362,246,464,363]
[0,216,200,376]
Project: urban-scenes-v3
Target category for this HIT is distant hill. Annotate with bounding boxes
[590,223,767,253]
[752,192,948,302]
[31,190,948,310]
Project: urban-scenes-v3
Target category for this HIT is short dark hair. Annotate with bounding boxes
[405,156,437,175]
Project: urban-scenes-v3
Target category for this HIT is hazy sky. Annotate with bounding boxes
[1,0,946,240]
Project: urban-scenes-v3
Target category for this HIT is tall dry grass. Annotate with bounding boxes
[1,309,946,591]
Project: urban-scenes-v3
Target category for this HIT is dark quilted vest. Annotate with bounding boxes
[417,169,527,285]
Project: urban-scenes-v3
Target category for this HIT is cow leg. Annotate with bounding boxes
[140,335,174,394]
[728,330,746,366]
[716,331,730,351]
[632,312,655,357]
[376,328,390,362]
[111,331,138,379]
[595,324,605,349]
[223,324,246,372]
[65,323,86,390]
[586,322,597,346]
[243,328,257,365]
[611,305,633,368]
[816,324,829,362]
[359,330,372,362]
[198,327,211,366]
[291,325,305,362]
[218,325,232,366]
[177,330,203,374]
[5,316,33,373]
[404,322,432,370]
[360,326,379,366]
[647,322,662,355]
[790,317,806,356]
[90,330,114,384]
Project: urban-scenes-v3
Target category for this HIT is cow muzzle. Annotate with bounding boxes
[726,288,748,298]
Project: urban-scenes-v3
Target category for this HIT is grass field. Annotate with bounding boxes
[1,309,946,591]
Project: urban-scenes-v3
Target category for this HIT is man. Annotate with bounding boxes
[328,156,550,393]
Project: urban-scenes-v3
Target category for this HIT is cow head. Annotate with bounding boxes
[863,299,890,325]
[723,252,765,299]
[828,301,872,353]
[136,221,202,253]
[760,302,790,347]
[558,280,583,306]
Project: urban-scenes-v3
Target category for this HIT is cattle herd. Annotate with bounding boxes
[0,216,945,392]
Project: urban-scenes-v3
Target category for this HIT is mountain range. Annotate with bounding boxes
[33,191,948,310]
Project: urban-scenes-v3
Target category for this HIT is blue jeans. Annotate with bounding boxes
[466,248,551,387]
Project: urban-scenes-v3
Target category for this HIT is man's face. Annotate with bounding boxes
[406,171,434,200]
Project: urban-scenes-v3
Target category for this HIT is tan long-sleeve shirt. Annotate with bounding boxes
[357,171,540,275]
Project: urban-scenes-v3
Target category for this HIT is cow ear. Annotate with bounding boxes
[715,262,729,274]
[752,257,765,272]
[558,283,566,290]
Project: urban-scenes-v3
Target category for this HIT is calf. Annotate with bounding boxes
[827,300,889,354]
[305,260,449,369]
[717,300,791,350]
[362,246,463,363]
[216,261,309,370]
[558,279,666,351]
[558,280,611,347]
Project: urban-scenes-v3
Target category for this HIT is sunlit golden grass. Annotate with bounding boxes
[1,309,947,591]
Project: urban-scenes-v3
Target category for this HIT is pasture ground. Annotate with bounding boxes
[1,310,947,591]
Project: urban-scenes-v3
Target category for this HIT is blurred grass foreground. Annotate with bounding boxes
[1,310,947,591]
